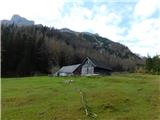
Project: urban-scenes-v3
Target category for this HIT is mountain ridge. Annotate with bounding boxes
[0,14,141,60]
[1,14,142,60]
[1,15,144,76]
[58,28,141,60]
[1,14,34,26]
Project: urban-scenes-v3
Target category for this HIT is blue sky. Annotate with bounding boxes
[1,0,160,56]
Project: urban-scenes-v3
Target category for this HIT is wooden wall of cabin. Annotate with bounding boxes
[81,59,94,75]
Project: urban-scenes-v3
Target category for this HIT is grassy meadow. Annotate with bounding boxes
[1,74,160,120]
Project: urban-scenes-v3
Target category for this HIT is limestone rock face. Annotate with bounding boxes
[1,14,34,26]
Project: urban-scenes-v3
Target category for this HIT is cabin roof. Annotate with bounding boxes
[82,57,112,71]
[58,64,81,73]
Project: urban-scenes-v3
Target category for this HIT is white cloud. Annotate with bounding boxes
[0,0,66,26]
[55,3,123,41]
[118,0,160,56]
[129,45,160,57]
[130,18,160,45]
[0,0,159,56]
[134,0,160,19]
[122,18,160,56]
[55,5,94,31]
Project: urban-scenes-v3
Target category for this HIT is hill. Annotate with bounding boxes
[60,28,141,60]
[1,14,34,26]
[1,15,144,76]
[2,74,160,120]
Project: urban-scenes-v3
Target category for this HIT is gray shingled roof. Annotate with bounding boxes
[58,64,81,73]
[82,57,112,71]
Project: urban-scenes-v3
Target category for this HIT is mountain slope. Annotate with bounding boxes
[59,28,141,60]
[1,15,144,76]
[1,14,34,26]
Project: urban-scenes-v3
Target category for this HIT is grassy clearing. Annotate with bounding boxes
[2,74,160,120]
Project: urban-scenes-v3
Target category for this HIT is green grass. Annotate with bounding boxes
[2,74,160,120]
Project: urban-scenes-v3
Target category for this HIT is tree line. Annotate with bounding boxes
[1,24,144,77]
[145,55,160,75]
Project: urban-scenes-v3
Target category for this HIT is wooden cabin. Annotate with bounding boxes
[80,57,112,75]
[55,57,112,76]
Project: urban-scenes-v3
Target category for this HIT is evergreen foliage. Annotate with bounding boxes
[145,55,160,74]
[1,24,144,76]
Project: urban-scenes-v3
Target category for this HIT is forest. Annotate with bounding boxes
[2,24,159,77]
[145,55,160,74]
